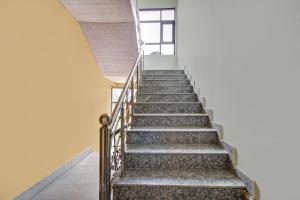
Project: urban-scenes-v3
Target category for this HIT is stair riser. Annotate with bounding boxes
[125,153,232,170]
[144,70,184,75]
[143,74,187,79]
[139,86,193,93]
[113,186,245,200]
[126,131,220,145]
[141,79,190,86]
[137,94,199,102]
[133,103,204,113]
[132,115,211,128]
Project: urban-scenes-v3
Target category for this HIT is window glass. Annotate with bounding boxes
[144,44,160,55]
[139,9,175,55]
[162,10,175,20]
[112,88,122,103]
[161,44,174,55]
[139,10,160,21]
[140,23,161,43]
[163,24,173,42]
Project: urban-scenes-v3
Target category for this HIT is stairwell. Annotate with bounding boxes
[112,70,251,199]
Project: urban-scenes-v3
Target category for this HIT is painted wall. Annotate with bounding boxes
[144,55,178,70]
[138,0,176,9]
[0,0,113,199]
[177,0,300,199]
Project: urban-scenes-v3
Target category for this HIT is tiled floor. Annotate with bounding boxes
[33,153,99,200]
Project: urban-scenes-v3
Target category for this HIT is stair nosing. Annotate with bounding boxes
[140,85,192,87]
[128,128,218,132]
[138,93,197,95]
[141,79,189,81]
[125,149,227,155]
[114,182,246,188]
[134,102,201,104]
[143,74,186,76]
[133,113,209,116]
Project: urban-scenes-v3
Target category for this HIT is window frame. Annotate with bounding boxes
[139,8,176,55]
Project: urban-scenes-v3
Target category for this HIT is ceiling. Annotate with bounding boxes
[60,0,138,82]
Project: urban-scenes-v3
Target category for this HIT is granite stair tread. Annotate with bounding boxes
[129,127,218,132]
[134,102,202,104]
[138,92,198,95]
[126,144,226,154]
[137,93,199,102]
[139,85,194,94]
[142,74,187,79]
[141,79,191,86]
[113,169,245,188]
[144,70,185,75]
[141,79,189,80]
[133,113,209,116]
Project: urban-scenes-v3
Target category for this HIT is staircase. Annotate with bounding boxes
[112,70,249,200]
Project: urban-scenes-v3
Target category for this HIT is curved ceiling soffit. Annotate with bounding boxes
[60,0,138,83]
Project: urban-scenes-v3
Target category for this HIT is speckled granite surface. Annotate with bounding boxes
[143,74,187,79]
[124,150,232,170]
[113,185,246,200]
[144,70,184,75]
[127,128,220,145]
[139,85,193,93]
[114,169,244,187]
[132,114,211,128]
[133,102,204,114]
[141,79,190,86]
[137,93,199,102]
[112,70,250,199]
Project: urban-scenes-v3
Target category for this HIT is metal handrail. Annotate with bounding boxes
[108,50,143,130]
[98,2,143,199]
[99,46,144,200]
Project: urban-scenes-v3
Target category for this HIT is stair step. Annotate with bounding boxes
[142,74,187,80]
[126,128,220,145]
[137,93,199,102]
[113,169,246,200]
[141,79,190,86]
[133,102,204,114]
[124,144,232,170]
[144,70,184,75]
[139,85,193,93]
[114,169,244,187]
[132,114,211,128]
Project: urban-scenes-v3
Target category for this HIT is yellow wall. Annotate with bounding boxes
[0,0,113,198]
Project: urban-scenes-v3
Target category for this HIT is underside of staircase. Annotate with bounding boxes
[112,70,251,200]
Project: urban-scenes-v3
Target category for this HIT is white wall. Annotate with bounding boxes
[138,0,176,9]
[144,55,177,70]
[177,0,300,199]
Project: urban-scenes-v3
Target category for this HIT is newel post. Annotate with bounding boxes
[99,114,111,200]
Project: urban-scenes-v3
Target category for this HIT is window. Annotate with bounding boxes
[111,87,136,113]
[111,88,122,112]
[139,9,175,55]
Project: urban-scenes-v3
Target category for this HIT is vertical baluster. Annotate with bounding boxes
[136,64,139,97]
[106,128,112,200]
[131,78,134,119]
[142,49,145,71]
[120,103,125,175]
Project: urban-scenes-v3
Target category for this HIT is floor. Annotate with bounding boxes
[33,153,99,200]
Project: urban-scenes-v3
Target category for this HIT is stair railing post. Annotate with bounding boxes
[120,103,125,175]
[142,49,145,71]
[99,114,111,200]
[131,78,134,118]
[136,64,139,96]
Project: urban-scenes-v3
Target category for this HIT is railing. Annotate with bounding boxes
[99,46,144,200]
